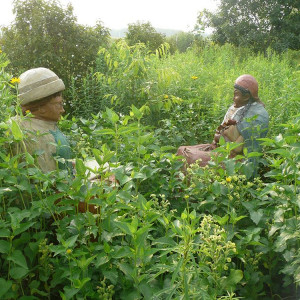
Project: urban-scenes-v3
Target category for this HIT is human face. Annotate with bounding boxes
[35,94,65,122]
[233,88,250,108]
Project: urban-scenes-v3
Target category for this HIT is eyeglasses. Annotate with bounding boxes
[49,102,65,108]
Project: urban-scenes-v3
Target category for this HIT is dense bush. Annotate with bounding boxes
[0,43,299,299]
[198,0,300,53]
[0,0,110,95]
[69,41,299,142]
[126,21,166,53]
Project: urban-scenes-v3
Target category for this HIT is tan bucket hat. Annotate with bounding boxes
[18,67,65,105]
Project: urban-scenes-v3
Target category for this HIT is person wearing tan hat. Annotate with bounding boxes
[177,74,269,175]
[11,67,118,215]
[12,67,73,174]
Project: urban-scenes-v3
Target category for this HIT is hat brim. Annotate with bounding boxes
[19,79,65,105]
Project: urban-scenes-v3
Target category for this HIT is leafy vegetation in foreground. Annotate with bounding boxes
[0,43,299,299]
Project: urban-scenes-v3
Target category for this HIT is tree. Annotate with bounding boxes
[126,21,166,52]
[167,31,195,53]
[0,0,110,86]
[198,0,300,53]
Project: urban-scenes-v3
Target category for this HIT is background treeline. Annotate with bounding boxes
[1,0,299,114]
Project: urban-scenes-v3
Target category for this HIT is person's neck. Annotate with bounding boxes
[32,116,58,124]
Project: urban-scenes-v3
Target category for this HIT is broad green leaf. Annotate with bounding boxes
[131,105,143,119]
[75,158,86,176]
[181,209,187,220]
[77,255,96,270]
[131,172,147,180]
[73,278,90,289]
[212,181,221,195]
[104,241,111,254]
[221,269,243,290]
[112,246,133,259]
[152,237,177,247]
[0,229,10,238]
[118,126,139,135]
[63,235,79,248]
[61,287,79,300]
[94,128,115,135]
[0,278,12,298]
[268,148,291,158]
[189,210,196,220]
[14,222,36,236]
[250,209,264,225]
[227,269,243,285]
[106,107,119,124]
[269,225,280,237]
[136,225,151,246]
[49,244,65,256]
[115,221,133,236]
[10,266,29,279]
[139,281,154,299]
[25,152,35,165]
[0,240,10,254]
[118,262,134,279]
[11,119,23,140]
[214,214,229,226]
[102,269,118,285]
[131,217,138,233]
[7,250,28,269]
[247,151,263,158]
[94,253,109,267]
[137,194,147,210]
[219,135,226,146]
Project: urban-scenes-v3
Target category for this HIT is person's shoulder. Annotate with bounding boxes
[250,101,268,112]
[248,102,269,122]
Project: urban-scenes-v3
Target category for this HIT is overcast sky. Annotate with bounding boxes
[0,0,219,31]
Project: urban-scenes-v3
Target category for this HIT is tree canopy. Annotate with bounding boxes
[167,32,195,53]
[125,21,166,52]
[198,0,300,53]
[0,0,110,84]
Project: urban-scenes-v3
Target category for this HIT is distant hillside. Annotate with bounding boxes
[110,28,183,38]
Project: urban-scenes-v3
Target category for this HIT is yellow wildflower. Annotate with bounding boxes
[164,95,169,99]
[66,249,72,254]
[184,195,189,199]
[10,77,20,84]
[191,76,198,80]
[226,177,232,183]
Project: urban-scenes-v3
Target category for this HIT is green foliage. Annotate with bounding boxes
[198,0,300,53]
[0,51,15,120]
[167,31,196,53]
[70,42,299,143]
[0,41,300,299]
[126,21,166,53]
[0,0,110,93]
[70,40,182,119]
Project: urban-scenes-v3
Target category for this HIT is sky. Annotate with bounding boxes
[0,0,219,31]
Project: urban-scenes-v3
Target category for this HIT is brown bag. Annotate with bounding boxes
[176,120,243,168]
[176,144,216,167]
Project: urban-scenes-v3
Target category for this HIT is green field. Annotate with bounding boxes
[0,43,300,299]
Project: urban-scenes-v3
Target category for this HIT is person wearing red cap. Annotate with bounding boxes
[177,74,269,175]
